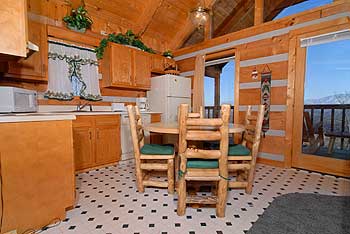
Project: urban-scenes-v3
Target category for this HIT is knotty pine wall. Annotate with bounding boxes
[0,0,170,100]
[174,1,350,167]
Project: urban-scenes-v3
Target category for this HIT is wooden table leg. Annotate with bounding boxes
[327,136,336,154]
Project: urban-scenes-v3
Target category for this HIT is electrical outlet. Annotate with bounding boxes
[4,230,17,234]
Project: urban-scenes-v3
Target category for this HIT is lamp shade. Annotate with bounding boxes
[190,6,210,29]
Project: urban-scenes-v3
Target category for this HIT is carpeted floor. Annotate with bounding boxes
[247,193,350,234]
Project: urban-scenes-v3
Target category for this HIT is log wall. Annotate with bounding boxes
[174,0,350,167]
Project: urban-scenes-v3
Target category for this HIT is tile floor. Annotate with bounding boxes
[43,160,350,234]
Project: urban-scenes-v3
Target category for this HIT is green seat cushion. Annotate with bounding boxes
[140,144,174,155]
[187,159,219,169]
[228,144,251,156]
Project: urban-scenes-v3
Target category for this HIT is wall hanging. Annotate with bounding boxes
[261,64,271,137]
[45,40,102,101]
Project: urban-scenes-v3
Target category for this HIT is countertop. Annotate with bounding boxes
[0,111,162,123]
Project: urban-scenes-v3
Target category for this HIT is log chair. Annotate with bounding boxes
[127,105,175,194]
[228,105,264,194]
[177,104,231,217]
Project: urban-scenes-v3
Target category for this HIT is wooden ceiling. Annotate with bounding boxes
[182,0,306,48]
[29,0,305,51]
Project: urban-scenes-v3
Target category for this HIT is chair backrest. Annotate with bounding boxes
[242,105,265,157]
[178,104,231,168]
[126,105,145,159]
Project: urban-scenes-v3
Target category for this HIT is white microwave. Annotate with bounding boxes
[0,87,38,113]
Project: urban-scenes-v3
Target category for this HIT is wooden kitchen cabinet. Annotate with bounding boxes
[0,0,28,58]
[73,115,121,172]
[5,20,48,81]
[73,126,95,170]
[102,43,152,90]
[0,120,75,234]
[133,49,151,89]
[151,54,176,73]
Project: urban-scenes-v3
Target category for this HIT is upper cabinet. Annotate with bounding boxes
[133,50,151,89]
[102,43,151,90]
[151,54,176,73]
[5,20,48,81]
[101,43,175,90]
[0,0,28,58]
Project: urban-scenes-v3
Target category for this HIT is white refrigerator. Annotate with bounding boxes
[147,75,191,122]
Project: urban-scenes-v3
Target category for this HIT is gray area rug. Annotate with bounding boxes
[247,193,350,234]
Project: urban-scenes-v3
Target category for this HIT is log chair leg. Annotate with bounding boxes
[177,177,187,216]
[167,158,175,194]
[245,167,255,194]
[135,162,145,193]
[216,178,228,218]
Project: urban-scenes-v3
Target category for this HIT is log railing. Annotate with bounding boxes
[304,104,350,150]
[204,106,234,122]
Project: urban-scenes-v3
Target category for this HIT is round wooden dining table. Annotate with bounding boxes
[143,122,245,134]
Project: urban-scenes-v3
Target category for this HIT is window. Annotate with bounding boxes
[274,0,332,20]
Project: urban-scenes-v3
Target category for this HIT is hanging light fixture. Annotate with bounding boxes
[190,1,211,29]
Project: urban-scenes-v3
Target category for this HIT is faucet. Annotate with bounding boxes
[76,101,93,112]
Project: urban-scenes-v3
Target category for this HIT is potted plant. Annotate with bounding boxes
[162,50,173,59]
[63,5,93,33]
[95,30,155,59]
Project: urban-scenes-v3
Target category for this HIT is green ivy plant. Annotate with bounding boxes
[63,5,93,32]
[162,50,174,58]
[95,30,155,59]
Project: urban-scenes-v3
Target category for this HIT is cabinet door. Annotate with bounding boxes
[95,125,121,165]
[73,127,95,171]
[110,44,133,87]
[133,50,151,89]
[7,20,47,81]
[151,55,164,72]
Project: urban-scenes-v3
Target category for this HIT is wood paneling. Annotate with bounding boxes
[260,136,286,155]
[174,1,349,57]
[240,61,288,82]
[239,111,286,130]
[239,87,287,105]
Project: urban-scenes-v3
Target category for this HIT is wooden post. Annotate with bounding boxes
[254,0,264,25]
[204,13,213,41]
[214,74,221,117]
[193,54,206,113]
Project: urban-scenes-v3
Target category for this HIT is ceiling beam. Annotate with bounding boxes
[254,0,264,25]
[168,0,217,50]
[264,0,305,22]
[214,0,255,37]
[136,0,164,36]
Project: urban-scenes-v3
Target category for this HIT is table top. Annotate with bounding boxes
[143,122,245,134]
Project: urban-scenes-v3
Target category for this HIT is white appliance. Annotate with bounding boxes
[147,75,191,122]
[0,87,38,113]
[111,103,126,112]
[136,97,149,112]
[120,113,151,160]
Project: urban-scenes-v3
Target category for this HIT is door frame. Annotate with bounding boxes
[289,21,350,177]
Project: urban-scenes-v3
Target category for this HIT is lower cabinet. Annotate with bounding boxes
[73,115,121,171]
[0,120,75,234]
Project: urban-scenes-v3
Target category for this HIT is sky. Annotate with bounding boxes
[204,0,349,106]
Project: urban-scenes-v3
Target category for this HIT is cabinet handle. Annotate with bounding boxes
[89,130,92,140]
[97,129,100,139]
